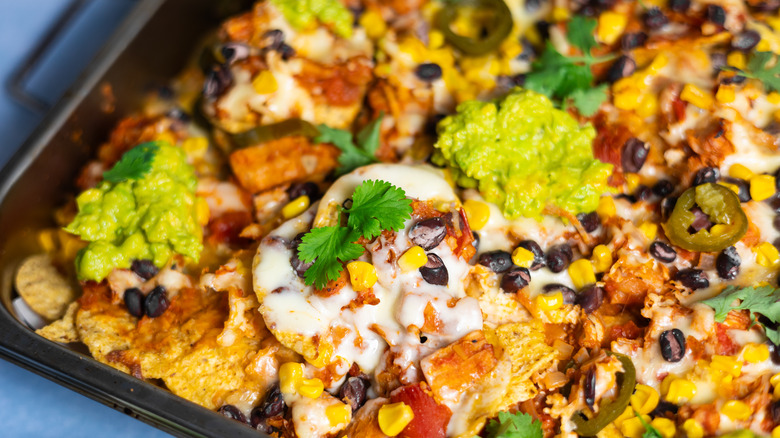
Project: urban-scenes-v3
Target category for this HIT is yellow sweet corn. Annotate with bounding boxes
[182,137,208,160]
[716,85,736,104]
[512,247,535,268]
[710,355,742,378]
[614,87,642,110]
[347,261,378,292]
[282,195,310,219]
[758,39,773,52]
[680,84,714,110]
[463,199,490,230]
[429,30,445,49]
[742,343,770,363]
[773,426,780,438]
[625,173,641,192]
[597,196,616,219]
[252,70,278,94]
[326,403,351,427]
[769,92,780,105]
[630,384,660,414]
[664,378,696,404]
[729,163,754,180]
[298,378,325,399]
[279,362,303,394]
[552,6,570,22]
[750,174,776,201]
[196,197,210,226]
[637,93,659,118]
[721,400,752,421]
[682,419,704,438]
[597,11,628,45]
[727,51,747,70]
[591,245,612,273]
[378,402,414,436]
[638,222,658,241]
[568,259,596,290]
[771,372,780,388]
[775,381,780,400]
[613,406,634,428]
[536,291,564,311]
[754,242,780,268]
[398,246,428,273]
[650,417,676,438]
[718,181,741,195]
[619,415,651,438]
[155,131,177,145]
[359,10,387,40]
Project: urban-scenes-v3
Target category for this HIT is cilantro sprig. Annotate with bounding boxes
[635,410,662,438]
[315,115,383,176]
[297,179,412,288]
[103,142,159,183]
[484,411,543,438]
[524,15,613,116]
[724,51,780,93]
[701,285,780,344]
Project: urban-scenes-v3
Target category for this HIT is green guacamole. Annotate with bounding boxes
[433,88,613,220]
[65,142,203,281]
[269,0,353,39]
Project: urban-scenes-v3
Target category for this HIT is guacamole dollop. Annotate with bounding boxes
[65,142,203,281]
[433,88,613,220]
[269,0,353,39]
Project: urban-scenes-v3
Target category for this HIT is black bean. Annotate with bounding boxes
[675,269,709,290]
[716,246,741,280]
[131,259,158,280]
[669,0,690,12]
[720,74,746,86]
[261,29,285,51]
[144,286,169,318]
[251,384,286,431]
[415,63,443,82]
[769,341,780,365]
[420,253,449,286]
[622,138,648,173]
[774,216,780,232]
[518,38,537,61]
[635,185,653,201]
[710,52,727,73]
[688,207,712,233]
[621,32,648,50]
[501,267,531,293]
[732,30,761,52]
[659,329,686,362]
[606,56,637,83]
[576,285,604,313]
[278,43,296,60]
[339,377,369,411]
[287,182,320,201]
[166,107,190,123]
[123,288,144,318]
[722,177,751,202]
[754,0,780,12]
[650,241,677,263]
[577,212,600,233]
[693,167,720,186]
[651,400,679,417]
[218,405,248,424]
[661,197,677,221]
[768,195,780,215]
[652,180,674,197]
[220,42,251,64]
[478,250,513,273]
[644,7,669,29]
[772,400,780,424]
[543,284,577,303]
[203,65,233,99]
[516,240,546,270]
[472,231,480,253]
[584,368,596,409]
[546,245,572,273]
[409,217,447,250]
[706,4,727,26]
[525,0,542,12]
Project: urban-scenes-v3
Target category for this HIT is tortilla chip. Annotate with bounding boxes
[15,254,77,320]
[36,301,80,343]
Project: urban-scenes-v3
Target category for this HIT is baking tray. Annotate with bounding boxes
[0,0,266,436]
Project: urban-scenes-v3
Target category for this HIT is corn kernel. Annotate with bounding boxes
[282,195,310,219]
[665,378,696,404]
[463,199,490,230]
[155,131,176,145]
[591,245,613,273]
[773,426,780,438]
[619,415,650,438]
[648,53,669,72]
[729,163,754,180]
[38,229,58,253]
[298,378,324,398]
[625,173,641,192]
[771,373,780,388]
[512,247,535,268]
[651,417,676,438]
[597,196,616,219]
[326,403,351,427]
[182,137,208,160]
[727,51,747,70]
[536,291,564,311]
[718,182,741,195]
[614,87,642,110]
[637,93,659,118]
[568,259,596,290]
[398,246,428,273]
[758,39,773,52]
[279,362,303,394]
[631,384,660,414]
[769,92,780,105]
[347,261,378,292]
[721,400,752,421]
[196,197,210,226]
[552,6,570,22]
[359,10,387,40]
[750,174,776,202]
[716,85,736,104]
[429,30,444,49]
[378,402,414,436]
[638,222,658,241]
[682,419,704,438]
[710,355,742,377]
[613,406,634,428]
[252,70,278,94]
[742,343,770,363]
[597,11,627,45]
[775,382,780,400]
[754,242,780,267]
[680,84,714,110]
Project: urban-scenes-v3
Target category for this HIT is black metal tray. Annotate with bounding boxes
[0,0,265,436]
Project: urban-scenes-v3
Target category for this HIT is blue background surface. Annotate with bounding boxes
[0,1,170,436]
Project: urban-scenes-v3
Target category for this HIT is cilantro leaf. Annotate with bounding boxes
[701,285,780,342]
[356,114,383,157]
[568,84,608,116]
[346,180,413,239]
[567,15,598,55]
[103,142,159,183]
[635,411,662,438]
[484,411,543,438]
[297,226,363,289]
[315,115,383,175]
[741,51,780,93]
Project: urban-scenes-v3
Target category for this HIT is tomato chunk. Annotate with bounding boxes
[390,384,451,438]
